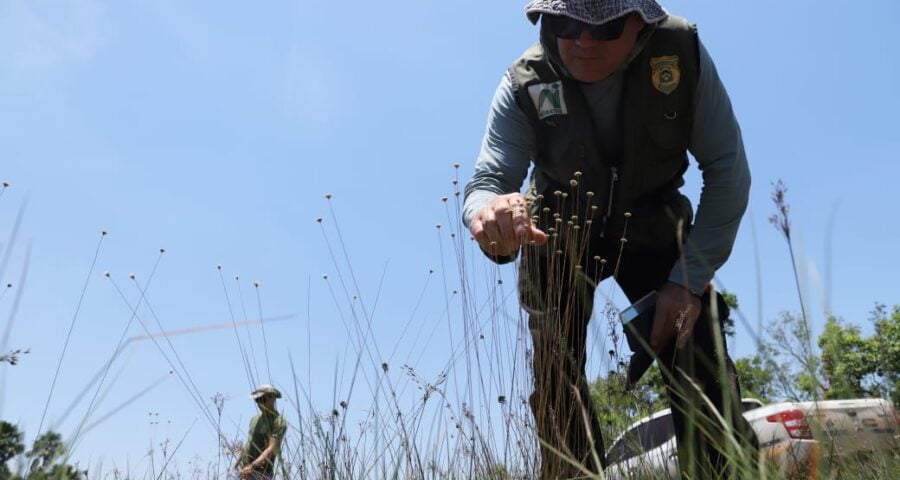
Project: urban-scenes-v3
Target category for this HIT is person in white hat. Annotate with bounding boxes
[463,0,758,477]
[231,385,287,479]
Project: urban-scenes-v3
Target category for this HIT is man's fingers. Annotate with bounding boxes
[529,225,549,245]
[475,209,511,256]
[470,193,548,256]
[649,306,669,353]
[675,307,700,349]
[508,196,549,247]
[471,218,492,252]
[495,201,518,251]
[509,196,529,234]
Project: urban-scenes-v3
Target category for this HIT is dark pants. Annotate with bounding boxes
[519,233,758,479]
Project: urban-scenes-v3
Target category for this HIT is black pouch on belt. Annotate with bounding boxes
[620,291,658,389]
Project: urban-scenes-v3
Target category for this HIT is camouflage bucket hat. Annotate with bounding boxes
[525,0,668,25]
[250,384,283,400]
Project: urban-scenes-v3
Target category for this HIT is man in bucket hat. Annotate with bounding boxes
[463,0,759,477]
[232,385,287,479]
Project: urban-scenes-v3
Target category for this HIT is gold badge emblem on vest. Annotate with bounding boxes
[650,55,681,95]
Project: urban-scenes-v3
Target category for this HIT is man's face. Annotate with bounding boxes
[555,13,646,83]
[257,394,277,411]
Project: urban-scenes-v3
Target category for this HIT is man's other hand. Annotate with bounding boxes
[470,193,548,257]
[650,282,701,353]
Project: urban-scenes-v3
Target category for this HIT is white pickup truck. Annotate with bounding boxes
[605,397,899,479]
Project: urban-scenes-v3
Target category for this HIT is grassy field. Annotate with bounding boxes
[2,179,898,480]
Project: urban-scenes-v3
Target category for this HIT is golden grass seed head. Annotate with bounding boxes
[569,180,578,187]
[573,171,582,178]
[253,281,260,287]
[128,273,136,280]
[2,181,9,188]
[316,217,323,223]
[101,229,108,236]
[216,264,222,270]
[543,207,550,213]
[104,271,111,278]
[624,212,632,218]
[561,193,568,199]
[441,196,448,202]
[452,179,459,185]
[453,163,460,169]
[553,190,562,197]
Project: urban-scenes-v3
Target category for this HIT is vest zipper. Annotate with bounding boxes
[600,166,619,238]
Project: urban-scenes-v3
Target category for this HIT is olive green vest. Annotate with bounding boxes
[509,16,699,249]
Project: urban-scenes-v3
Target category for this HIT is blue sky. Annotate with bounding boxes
[1,0,899,472]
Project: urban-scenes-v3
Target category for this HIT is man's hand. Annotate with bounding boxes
[470,193,548,257]
[650,282,701,353]
[239,465,254,479]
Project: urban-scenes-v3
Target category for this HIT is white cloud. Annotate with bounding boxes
[0,0,108,74]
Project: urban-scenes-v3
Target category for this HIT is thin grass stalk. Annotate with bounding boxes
[216,266,257,390]
[35,230,103,439]
[234,277,263,390]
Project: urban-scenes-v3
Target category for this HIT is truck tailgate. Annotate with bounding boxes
[802,399,898,456]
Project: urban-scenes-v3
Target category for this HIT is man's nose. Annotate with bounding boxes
[575,26,601,47]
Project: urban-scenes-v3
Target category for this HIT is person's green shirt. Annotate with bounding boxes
[241,411,287,476]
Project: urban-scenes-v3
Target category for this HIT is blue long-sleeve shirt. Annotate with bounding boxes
[463,36,750,295]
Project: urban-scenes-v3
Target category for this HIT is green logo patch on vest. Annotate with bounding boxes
[527,81,567,119]
[650,55,681,95]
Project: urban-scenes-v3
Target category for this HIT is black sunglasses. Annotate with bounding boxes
[543,14,629,41]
